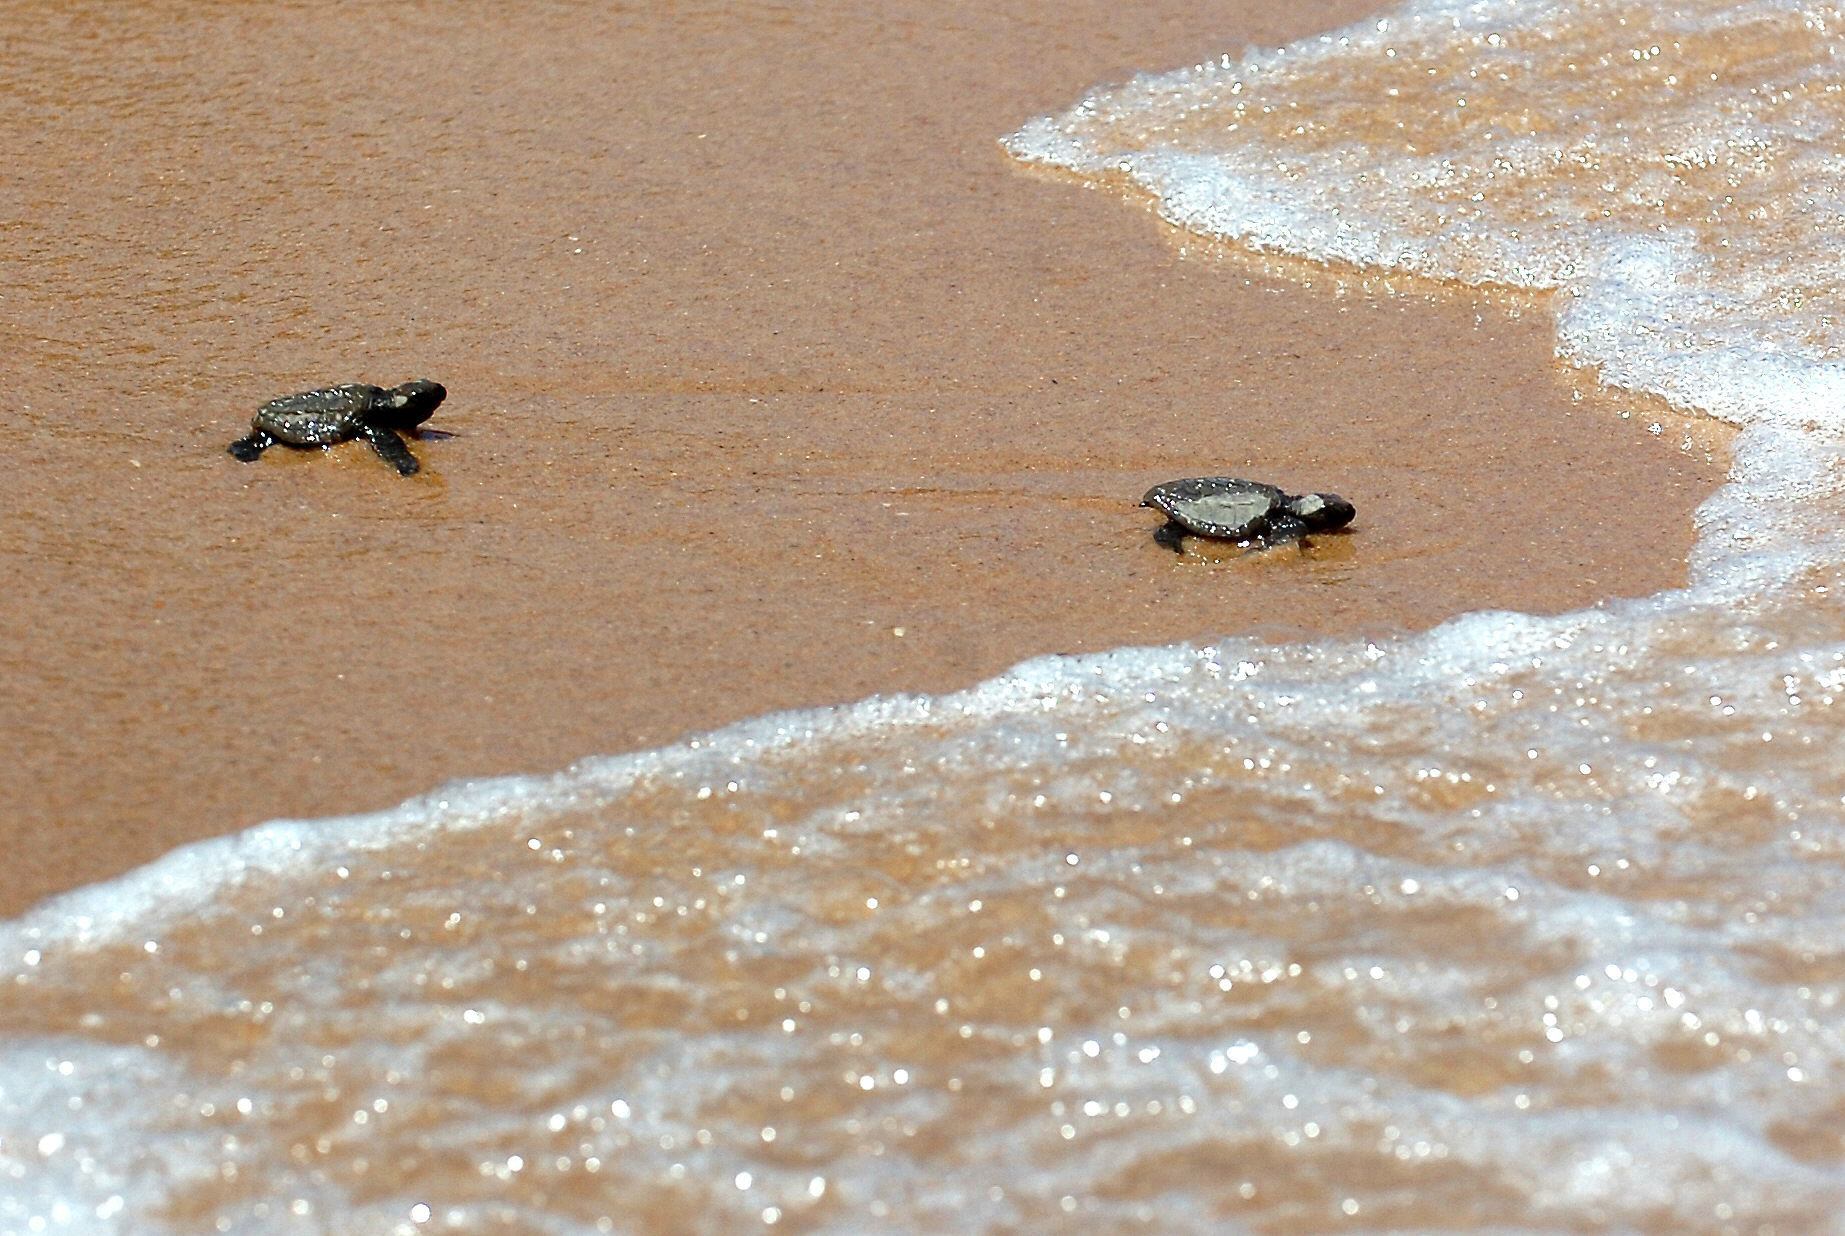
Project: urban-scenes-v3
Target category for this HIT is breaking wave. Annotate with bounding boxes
[8,0,1845,1229]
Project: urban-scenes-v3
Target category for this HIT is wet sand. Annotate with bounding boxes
[0,0,1727,916]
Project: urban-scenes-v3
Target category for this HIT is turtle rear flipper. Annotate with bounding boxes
[360,423,421,475]
[228,430,276,462]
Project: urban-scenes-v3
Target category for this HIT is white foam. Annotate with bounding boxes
[8,0,1845,1229]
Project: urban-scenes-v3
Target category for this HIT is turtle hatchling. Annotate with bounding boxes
[1141,477,1355,553]
[228,380,447,475]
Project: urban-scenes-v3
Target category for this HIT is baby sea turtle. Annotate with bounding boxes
[228,380,447,475]
[1141,477,1355,553]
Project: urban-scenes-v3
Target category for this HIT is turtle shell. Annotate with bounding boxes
[1141,477,1285,540]
[252,383,385,446]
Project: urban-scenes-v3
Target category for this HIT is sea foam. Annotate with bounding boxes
[7,0,1845,1230]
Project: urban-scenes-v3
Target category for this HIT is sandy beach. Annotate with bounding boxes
[0,0,1728,917]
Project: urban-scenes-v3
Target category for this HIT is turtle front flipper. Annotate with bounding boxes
[1262,513,1311,547]
[360,423,421,475]
[228,430,276,462]
[1153,521,1188,554]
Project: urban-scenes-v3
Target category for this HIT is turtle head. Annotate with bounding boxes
[373,380,447,429]
[1284,491,1356,532]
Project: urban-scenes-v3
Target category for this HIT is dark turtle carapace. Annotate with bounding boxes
[228,380,447,475]
[1141,477,1355,553]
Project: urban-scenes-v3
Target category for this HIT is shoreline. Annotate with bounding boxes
[0,0,1729,916]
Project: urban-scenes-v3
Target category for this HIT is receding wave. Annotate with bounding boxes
[8,0,1845,1230]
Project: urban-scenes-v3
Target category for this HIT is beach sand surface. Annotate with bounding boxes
[0,0,1727,915]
